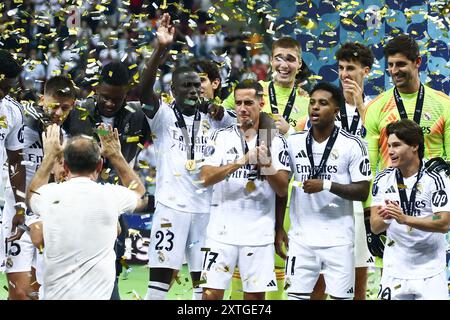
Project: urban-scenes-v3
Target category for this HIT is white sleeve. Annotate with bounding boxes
[270,135,291,172]
[29,184,55,217]
[371,174,385,207]
[210,109,237,129]
[202,130,225,167]
[431,173,450,213]
[107,184,139,215]
[5,106,24,151]
[145,102,169,135]
[348,139,372,182]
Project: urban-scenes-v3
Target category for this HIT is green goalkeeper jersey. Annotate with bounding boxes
[364,85,450,175]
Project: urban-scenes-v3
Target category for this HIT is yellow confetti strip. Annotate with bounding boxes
[292,181,303,188]
[126,136,140,143]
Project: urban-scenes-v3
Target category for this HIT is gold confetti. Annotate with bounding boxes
[126,136,139,143]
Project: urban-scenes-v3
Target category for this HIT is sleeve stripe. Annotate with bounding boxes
[373,168,394,185]
[426,171,444,191]
[340,129,367,156]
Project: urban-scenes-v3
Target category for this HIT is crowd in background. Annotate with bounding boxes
[0,0,276,103]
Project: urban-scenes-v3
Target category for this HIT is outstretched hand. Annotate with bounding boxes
[156,13,175,46]
[42,124,63,159]
[98,124,121,159]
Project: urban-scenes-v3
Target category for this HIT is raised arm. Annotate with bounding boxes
[139,13,175,118]
[26,124,62,207]
[99,125,147,211]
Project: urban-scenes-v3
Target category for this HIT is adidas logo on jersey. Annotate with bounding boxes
[295,150,308,158]
[226,147,238,155]
[28,141,42,149]
[366,256,374,263]
[266,280,277,287]
[346,287,354,294]
[385,185,396,193]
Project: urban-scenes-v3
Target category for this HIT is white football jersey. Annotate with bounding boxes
[0,96,24,164]
[372,166,450,279]
[203,125,290,246]
[287,127,371,247]
[3,102,68,223]
[146,102,235,213]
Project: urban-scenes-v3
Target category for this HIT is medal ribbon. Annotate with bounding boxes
[172,103,201,161]
[395,162,423,216]
[268,81,296,121]
[393,83,425,125]
[305,126,339,179]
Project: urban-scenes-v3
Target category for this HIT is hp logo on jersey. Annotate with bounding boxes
[278,150,290,166]
[432,190,448,207]
[359,158,371,176]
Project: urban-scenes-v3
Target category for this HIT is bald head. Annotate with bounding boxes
[64,135,101,174]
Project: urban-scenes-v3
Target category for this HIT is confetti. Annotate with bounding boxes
[126,136,140,143]
[292,181,303,188]
[96,128,110,136]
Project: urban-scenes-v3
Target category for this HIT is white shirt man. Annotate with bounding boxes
[27,124,147,299]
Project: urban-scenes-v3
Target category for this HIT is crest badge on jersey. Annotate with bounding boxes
[423,112,431,121]
[432,190,448,207]
[330,148,339,160]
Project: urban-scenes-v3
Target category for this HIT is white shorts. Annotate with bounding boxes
[378,271,448,300]
[200,238,277,293]
[147,203,209,271]
[285,239,355,299]
[353,203,373,268]
[1,216,37,274]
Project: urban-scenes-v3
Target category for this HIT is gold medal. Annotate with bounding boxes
[185,160,196,171]
[245,180,256,193]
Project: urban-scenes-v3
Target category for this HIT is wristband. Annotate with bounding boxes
[322,179,332,191]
